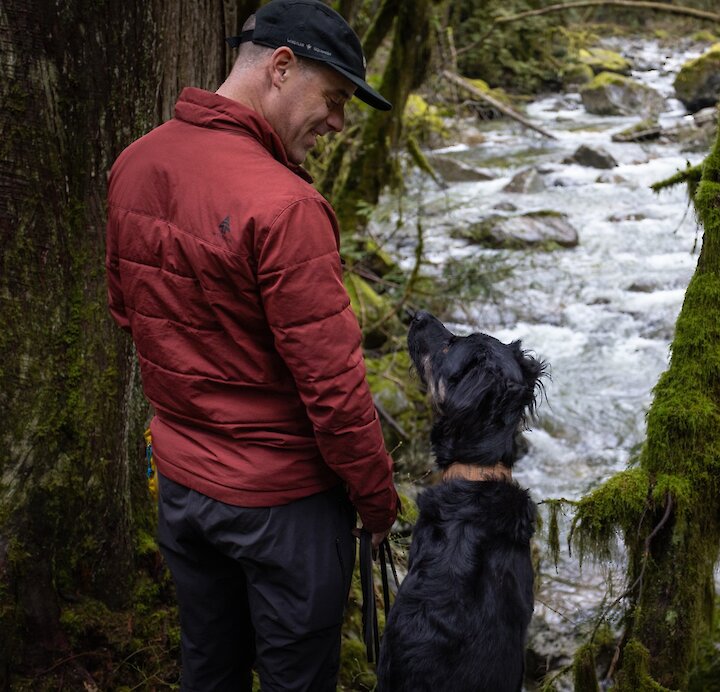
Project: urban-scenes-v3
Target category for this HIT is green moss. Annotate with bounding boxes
[570,468,650,563]
[407,134,444,188]
[692,30,717,43]
[560,62,594,87]
[573,642,600,692]
[543,499,564,569]
[613,117,660,143]
[583,70,631,89]
[403,93,448,145]
[614,640,675,691]
[365,349,431,465]
[578,47,631,75]
[397,491,419,527]
[650,163,703,194]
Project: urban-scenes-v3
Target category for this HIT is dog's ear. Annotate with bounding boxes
[510,341,547,419]
[443,365,495,419]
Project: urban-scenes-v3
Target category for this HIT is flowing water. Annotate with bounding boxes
[370,37,714,681]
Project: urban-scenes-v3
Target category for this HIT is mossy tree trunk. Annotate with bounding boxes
[572,124,720,690]
[0,1,251,687]
[330,0,443,233]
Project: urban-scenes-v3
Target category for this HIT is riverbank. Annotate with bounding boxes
[369,31,717,690]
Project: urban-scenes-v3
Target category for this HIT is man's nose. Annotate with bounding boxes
[327,105,345,133]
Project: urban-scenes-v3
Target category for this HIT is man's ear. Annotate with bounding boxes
[270,46,297,88]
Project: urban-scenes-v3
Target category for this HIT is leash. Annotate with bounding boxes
[360,531,400,663]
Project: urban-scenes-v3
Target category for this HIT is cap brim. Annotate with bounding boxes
[330,64,392,111]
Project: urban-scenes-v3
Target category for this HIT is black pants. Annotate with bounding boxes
[157,473,356,692]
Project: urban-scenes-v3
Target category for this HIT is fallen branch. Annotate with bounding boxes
[374,397,409,441]
[442,70,557,139]
[459,1,720,55]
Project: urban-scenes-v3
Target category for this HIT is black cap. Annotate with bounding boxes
[226,0,392,111]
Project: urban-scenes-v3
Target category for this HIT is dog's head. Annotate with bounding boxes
[408,310,547,469]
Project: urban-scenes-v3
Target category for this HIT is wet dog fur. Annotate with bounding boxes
[376,311,547,692]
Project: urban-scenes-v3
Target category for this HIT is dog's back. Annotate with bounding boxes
[377,479,536,692]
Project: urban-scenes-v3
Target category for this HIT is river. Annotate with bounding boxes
[370,37,714,687]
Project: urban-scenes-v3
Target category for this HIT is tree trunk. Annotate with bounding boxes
[572,123,720,690]
[0,0,254,686]
[616,124,720,691]
[331,0,442,233]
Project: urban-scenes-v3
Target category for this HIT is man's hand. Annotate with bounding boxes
[370,529,390,551]
[352,528,391,558]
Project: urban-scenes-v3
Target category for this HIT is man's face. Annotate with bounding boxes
[274,61,356,165]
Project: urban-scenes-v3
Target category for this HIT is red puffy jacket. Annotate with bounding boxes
[106,87,398,533]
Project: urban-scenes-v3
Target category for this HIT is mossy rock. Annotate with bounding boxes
[581,71,664,116]
[560,61,594,87]
[578,47,631,75]
[403,93,449,146]
[466,78,514,117]
[674,43,720,113]
[692,30,717,44]
[452,211,579,250]
[425,154,494,183]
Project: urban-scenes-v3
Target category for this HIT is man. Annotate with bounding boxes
[105,1,399,690]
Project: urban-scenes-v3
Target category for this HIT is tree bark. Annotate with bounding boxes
[0,0,257,685]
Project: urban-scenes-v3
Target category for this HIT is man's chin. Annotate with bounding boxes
[288,149,309,166]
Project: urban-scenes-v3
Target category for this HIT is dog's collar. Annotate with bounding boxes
[442,462,513,483]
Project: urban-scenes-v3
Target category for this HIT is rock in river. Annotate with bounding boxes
[452,211,579,250]
[580,71,664,116]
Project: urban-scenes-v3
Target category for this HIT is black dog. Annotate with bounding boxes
[376,311,547,692]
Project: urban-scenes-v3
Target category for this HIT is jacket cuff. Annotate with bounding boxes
[357,485,400,534]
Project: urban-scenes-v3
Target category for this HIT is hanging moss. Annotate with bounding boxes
[614,640,675,692]
[406,134,445,188]
[570,468,649,564]
[542,498,576,569]
[573,642,600,692]
[650,163,703,194]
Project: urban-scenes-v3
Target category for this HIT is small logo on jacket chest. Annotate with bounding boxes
[219,216,231,236]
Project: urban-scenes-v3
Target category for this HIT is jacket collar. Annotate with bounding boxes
[173,87,313,183]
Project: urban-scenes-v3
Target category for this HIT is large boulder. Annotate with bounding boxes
[502,167,546,193]
[426,154,494,183]
[673,43,720,113]
[452,211,579,250]
[563,145,617,169]
[580,72,664,116]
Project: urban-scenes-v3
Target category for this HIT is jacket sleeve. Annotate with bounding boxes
[257,197,398,533]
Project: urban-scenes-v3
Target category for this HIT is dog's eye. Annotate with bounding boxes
[441,338,456,354]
